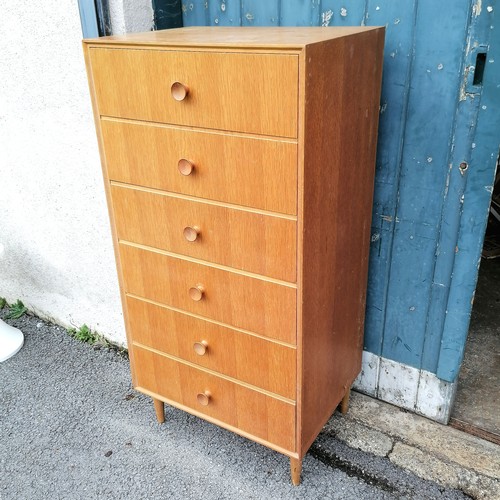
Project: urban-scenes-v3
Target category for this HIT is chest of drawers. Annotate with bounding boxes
[83,26,384,485]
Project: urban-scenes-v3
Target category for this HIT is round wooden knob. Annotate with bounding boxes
[171,81,189,101]
[189,284,204,301]
[183,226,200,242]
[193,340,208,356]
[178,159,194,176]
[197,391,211,406]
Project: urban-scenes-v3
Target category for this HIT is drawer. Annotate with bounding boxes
[101,119,297,215]
[132,345,296,452]
[111,184,296,282]
[120,243,296,344]
[89,48,298,138]
[127,296,296,399]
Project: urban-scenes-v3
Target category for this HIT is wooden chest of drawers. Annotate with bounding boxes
[83,26,384,485]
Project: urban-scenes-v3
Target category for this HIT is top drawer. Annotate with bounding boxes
[89,48,298,138]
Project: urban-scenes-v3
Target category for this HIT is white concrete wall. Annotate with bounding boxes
[109,0,154,34]
[0,1,152,345]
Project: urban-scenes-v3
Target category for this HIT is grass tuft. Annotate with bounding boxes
[66,324,127,356]
[0,297,6,309]
[67,324,105,344]
[5,300,27,319]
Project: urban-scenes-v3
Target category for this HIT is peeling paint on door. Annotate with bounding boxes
[179,0,500,420]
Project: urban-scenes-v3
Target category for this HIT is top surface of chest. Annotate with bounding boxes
[85,26,382,138]
[84,26,381,49]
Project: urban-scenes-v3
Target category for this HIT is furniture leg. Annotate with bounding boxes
[290,457,302,486]
[153,397,165,423]
[340,388,350,415]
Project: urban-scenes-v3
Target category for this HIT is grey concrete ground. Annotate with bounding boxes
[328,393,499,499]
[0,309,479,499]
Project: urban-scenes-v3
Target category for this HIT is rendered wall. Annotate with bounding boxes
[0,1,151,344]
[108,0,153,34]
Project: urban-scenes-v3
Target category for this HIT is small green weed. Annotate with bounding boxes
[5,300,27,319]
[0,297,6,309]
[67,324,116,348]
[68,324,96,343]
[67,323,128,357]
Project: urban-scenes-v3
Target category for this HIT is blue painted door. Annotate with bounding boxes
[180,1,499,384]
[78,0,100,38]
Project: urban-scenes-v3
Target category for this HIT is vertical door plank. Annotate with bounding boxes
[207,0,241,26]
[280,0,321,26]
[182,0,209,26]
[240,0,280,26]
[321,0,367,26]
[381,0,471,369]
[436,5,500,381]
[362,1,418,357]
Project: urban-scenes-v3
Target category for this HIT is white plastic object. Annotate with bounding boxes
[0,319,24,362]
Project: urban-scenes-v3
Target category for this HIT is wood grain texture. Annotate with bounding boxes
[84,28,385,479]
[133,345,296,452]
[126,296,296,399]
[294,46,307,468]
[81,43,141,389]
[83,26,382,49]
[89,48,298,137]
[298,29,385,456]
[290,457,302,486]
[119,243,297,344]
[101,118,297,215]
[153,398,165,423]
[340,388,350,415]
[110,183,296,282]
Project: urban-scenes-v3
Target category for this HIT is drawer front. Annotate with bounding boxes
[111,184,296,282]
[127,296,296,399]
[120,243,296,344]
[90,48,298,138]
[132,345,296,452]
[101,119,297,215]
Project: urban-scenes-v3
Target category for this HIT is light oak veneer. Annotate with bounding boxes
[83,26,384,485]
[126,296,296,399]
[110,183,297,281]
[133,345,296,452]
[101,118,297,215]
[89,48,298,137]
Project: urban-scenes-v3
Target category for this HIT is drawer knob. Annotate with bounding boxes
[183,226,200,242]
[189,284,204,301]
[171,81,189,101]
[178,159,194,176]
[197,391,211,406]
[193,340,208,356]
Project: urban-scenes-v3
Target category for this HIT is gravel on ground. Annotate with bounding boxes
[0,309,469,500]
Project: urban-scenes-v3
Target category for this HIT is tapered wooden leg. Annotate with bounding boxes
[340,388,350,415]
[153,398,165,423]
[290,457,302,486]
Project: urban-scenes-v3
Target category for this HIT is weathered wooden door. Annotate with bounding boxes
[180,0,500,422]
